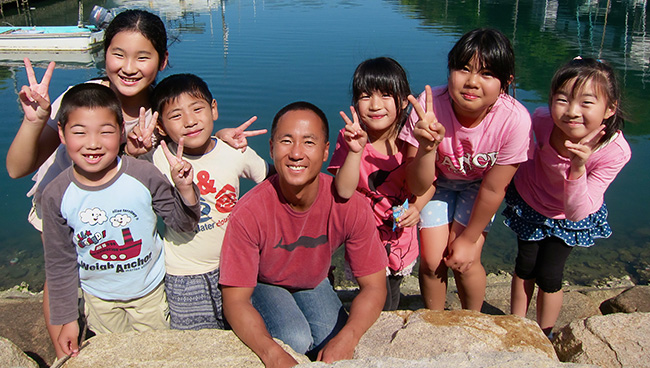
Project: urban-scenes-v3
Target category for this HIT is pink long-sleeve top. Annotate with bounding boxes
[514,108,631,222]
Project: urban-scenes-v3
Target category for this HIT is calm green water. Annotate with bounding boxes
[0,0,648,290]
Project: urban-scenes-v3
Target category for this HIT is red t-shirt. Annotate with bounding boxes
[219,173,387,290]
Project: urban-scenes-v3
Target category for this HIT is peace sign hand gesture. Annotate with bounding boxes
[340,106,367,153]
[216,116,268,152]
[565,124,606,180]
[19,58,55,127]
[125,107,159,156]
[161,138,197,204]
[408,85,445,153]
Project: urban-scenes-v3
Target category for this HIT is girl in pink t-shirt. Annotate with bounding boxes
[401,28,532,311]
[328,57,435,311]
[503,57,631,338]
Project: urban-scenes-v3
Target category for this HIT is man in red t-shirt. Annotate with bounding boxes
[220,101,387,366]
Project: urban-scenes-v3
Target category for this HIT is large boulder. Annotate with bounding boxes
[57,310,597,368]
[553,312,650,367]
[600,285,650,314]
[0,336,38,368]
[355,309,557,360]
[60,329,310,368]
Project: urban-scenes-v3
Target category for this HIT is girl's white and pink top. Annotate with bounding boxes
[399,85,533,181]
[514,107,631,221]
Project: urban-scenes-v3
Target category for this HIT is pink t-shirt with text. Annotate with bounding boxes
[399,86,533,181]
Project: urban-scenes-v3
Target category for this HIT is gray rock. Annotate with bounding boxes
[554,312,650,367]
[356,309,557,360]
[59,329,310,368]
[0,336,38,368]
[600,285,650,314]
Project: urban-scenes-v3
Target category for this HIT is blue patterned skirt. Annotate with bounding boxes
[502,185,611,247]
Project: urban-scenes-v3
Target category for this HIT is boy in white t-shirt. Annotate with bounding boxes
[150,73,269,330]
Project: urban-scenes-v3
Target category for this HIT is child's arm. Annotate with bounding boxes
[563,125,630,221]
[124,107,159,157]
[160,138,198,206]
[333,106,368,199]
[41,185,83,353]
[444,163,519,273]
[6,59,59,178]
[215,116,268,152]
[406,85,445,196]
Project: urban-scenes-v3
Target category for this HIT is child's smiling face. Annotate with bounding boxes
[356,90,406,140]
[105,30,168,101]
[158,93,218,156]
[448,55,504,127]
[59,107,122,186]
[550,77,615,143]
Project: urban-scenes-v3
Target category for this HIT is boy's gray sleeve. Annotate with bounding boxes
[133,158,201,232]
[41,179,81,326]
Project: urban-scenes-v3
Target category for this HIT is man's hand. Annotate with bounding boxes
[317,328,356,363]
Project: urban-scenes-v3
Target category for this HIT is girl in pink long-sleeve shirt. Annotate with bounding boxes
[503,57,631,338]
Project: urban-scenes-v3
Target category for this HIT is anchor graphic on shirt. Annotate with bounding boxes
[89,228,142,262]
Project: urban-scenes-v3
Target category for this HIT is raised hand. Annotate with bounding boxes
[340,106,367,153]
[19,58,55,126]
[125,107,159,156]
[161,138,194,189]
[408,85,445,152]
[216,116,267,152]
[565,124,606,179]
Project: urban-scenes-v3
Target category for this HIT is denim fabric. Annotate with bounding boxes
[251,278,348,357]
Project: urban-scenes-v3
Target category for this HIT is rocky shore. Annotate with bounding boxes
[1,273,649,367]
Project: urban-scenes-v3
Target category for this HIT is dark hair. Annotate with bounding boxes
[103,9,168,68]
[151,73,213,115]
[59,84,123,129]
[271,101,329,142]
[549,57,624,143]
[448,28,515,94]
[352,57,411,135]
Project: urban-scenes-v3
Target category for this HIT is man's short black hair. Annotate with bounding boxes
[271,101,329,142]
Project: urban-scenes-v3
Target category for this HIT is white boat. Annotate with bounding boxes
[0,25,104,52]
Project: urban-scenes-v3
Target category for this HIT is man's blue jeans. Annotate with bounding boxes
[251,278,348,358]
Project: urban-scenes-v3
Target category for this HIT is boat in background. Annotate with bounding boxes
[0,4,112,52]
[0,25,104,51]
